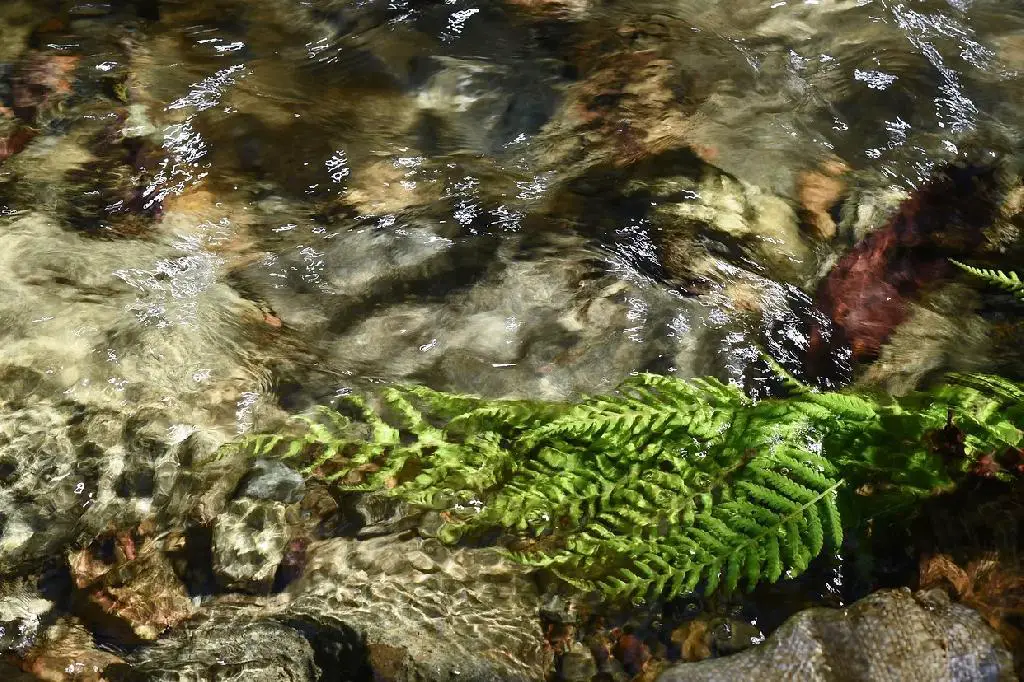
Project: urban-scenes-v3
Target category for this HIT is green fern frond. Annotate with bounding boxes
[953,260,1024,301]
[230,371,1024,603]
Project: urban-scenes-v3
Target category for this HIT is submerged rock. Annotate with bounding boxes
[810,162,1004,368]
[0,580,53,655]
[0,402,119,576]
[69,530,194,642]
[10,51,79,123]
[656,589,1015,682]
[17,616,125,681]
[212,498,291,593]
[237,459,306,504]
[283,535,553,681]
[106,601,320,682]
[646,169,813,283]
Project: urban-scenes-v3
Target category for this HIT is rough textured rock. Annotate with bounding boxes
[656,589,1016,682]
[70,531,194,641]
[106,602,320,682]
[283,535,553,681]
[237,459,306,504]
[212,499,291,592]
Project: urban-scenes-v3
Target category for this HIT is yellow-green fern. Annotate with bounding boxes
[231,371,1024,603]
[953,261,1024,301]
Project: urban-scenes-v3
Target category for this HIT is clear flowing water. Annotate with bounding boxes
[2,0,1023,425]
[1,0,1024,675]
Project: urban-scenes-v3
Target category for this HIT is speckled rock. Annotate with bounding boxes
[105,603,320,682]
[657,589,1016,682]
[283,535,553,681]
[212,499,291,593]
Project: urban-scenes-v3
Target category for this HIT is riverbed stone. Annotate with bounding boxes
[69,532,194,642]
[0,580,53,655]
[17,616,125,681]
[237,458,306,504]
[105,602,320,682]
[212,498,291,593]
[283,535,553,681]
[656,588,1016,682]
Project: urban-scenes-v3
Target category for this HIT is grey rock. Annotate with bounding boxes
[353,490,420,537]
[106,603,320,682]
[657,589,1015,682]
[284,535,553,681]
[238,459,306,504]
[212,499,291,592]
[540,594,578,625]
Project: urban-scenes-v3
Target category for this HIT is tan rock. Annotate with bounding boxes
[541,48,696,171]
[344,157,443,216]
[18,617,123,682]
[798,158,849,240]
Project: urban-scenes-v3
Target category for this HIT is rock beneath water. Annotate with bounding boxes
[105,602,320,682]
[283,535,553,681]
[0,396,243,581]
[558,640,598,681]
[0,580,53,655]
[810,162,1003,367]
[650,170,812,283]
[212,499,291,593]
[237,459,306,504]
[858,288,992,395]
[69,530,194,642]
[656,589,1016,682]
[17,616,125,681]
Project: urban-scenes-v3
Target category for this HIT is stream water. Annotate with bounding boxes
[1,0,1024,678]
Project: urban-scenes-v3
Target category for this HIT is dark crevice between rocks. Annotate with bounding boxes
[283,617,374,682]
[166,525,219,599]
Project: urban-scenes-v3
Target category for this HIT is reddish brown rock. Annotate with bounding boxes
[69,528,194,642]
[11,52,79,122]
[612,630,652,676]
[0,126,35,164]
[811,163,1002,366]
[920,552,1024,678]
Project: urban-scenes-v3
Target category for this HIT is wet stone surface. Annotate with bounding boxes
[283,535,553,681]
[656,589,1016,682]
[106,602,319,682]
[212,498,291,593]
